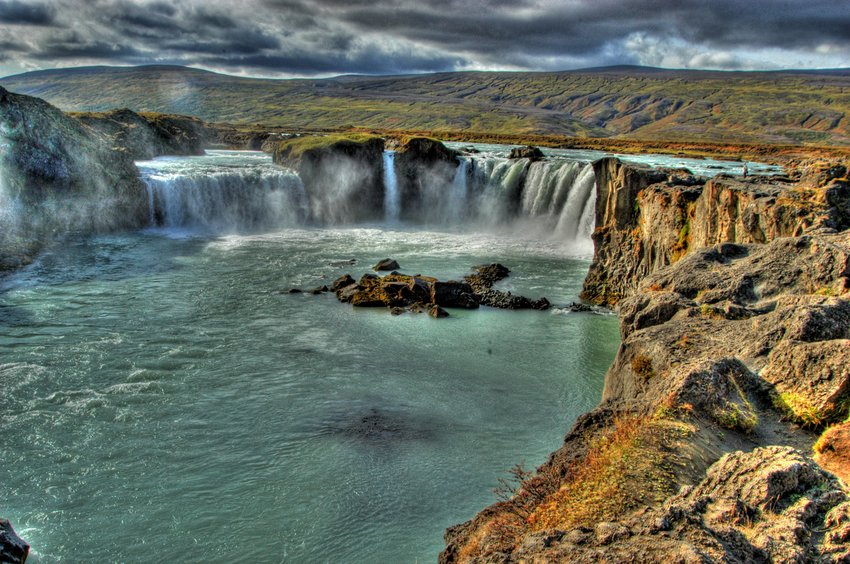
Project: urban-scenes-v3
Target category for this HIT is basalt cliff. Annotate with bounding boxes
[442,158,850,561]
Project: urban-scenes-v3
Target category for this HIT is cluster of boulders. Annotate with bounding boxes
[290,259,551,318]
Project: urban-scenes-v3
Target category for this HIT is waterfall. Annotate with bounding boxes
[141,164,307,233]
[383,150,400,222]
[454,156,597,247]
[134,150,598,251]
[448,159,469,224]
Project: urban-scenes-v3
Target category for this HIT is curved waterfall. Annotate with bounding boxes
[136,150,597,249]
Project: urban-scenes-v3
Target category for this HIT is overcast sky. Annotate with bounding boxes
[0,0,847,78]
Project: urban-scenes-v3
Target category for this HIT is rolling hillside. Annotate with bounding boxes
[3,65,850,146]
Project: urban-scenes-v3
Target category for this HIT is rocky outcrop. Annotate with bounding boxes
[464,264,550,310]
[0,519,28,564]
[273,135,385,224]
[373,258,400,271]
[442,226,850,561]
[328,263,549,315]
[394,137,460,220]
[508,145,544,161]
[0,87,148,271]
[508,447,848,563]
[74,109,214,160]
[582,157,843,306]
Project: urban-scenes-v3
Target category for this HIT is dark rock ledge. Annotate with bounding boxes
[322,262,550,317]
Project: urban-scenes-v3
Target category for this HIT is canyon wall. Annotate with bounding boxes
[582,157,850,306]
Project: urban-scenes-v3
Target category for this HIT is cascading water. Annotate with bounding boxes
[451,156,597,251]
[383,150,400,222]
[135,150,598,251]
[138,151,307,233]
[448,159,469,224]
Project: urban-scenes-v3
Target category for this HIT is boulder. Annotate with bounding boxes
[0,519,28,564]
[431,281,479,309]
[429,305,450,318]
[331,274,356,292]
[509,145,545,161]
[373,258,400,271]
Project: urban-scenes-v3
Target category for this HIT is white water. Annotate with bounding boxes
[138,151,306,233]
[383,150,400,222]
[135,146,781,254]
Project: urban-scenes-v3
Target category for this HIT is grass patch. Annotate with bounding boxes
[815,285,838,297]
[527,415,686,531]
[273,133,380,161]
[772,391,828,429]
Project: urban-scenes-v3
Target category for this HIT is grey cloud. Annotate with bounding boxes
[0,1,55,25]
[0,0,847,77]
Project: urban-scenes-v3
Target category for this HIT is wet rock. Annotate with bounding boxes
[373,258,400,271]
[431,281,479,309]
[395,137,460,220]
[336,284,360,303]
[509,145,545,161]
[329,259,357,267]
[308,285,328,295]
[465,263,511,291]
[273,135,385,224]
[0,519,28,564]
[476,290,551,310]
[429,305,450,318]
[287,288,302,294]
[331,274,356,292]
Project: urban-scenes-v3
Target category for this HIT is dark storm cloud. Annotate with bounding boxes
[264,0,850,66]
[0,0,847,77]
[0,1,55,25]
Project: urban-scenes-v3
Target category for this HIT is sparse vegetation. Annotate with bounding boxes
[6,65,850,149]
[772,391,828,429]
[526,415,688,531]
[272,133,380,161]
[708,371,759,433]
[631,354,655,381]
[671,217,691,262]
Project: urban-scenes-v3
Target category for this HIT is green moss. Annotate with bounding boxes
[772,391,828,429]
[671,218,691,262]
[274,133,381,161]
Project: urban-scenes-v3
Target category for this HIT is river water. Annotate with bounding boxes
[0,147,767,561]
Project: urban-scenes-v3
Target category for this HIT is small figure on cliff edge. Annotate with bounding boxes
[742,162,748,178]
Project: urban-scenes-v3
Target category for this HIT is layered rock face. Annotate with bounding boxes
[0,87,148,270]
[443,161,850,562]
[582,157,849,306]
[273,136,385,223]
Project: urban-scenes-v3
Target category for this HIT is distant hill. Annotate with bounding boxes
[3,64,850,146]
